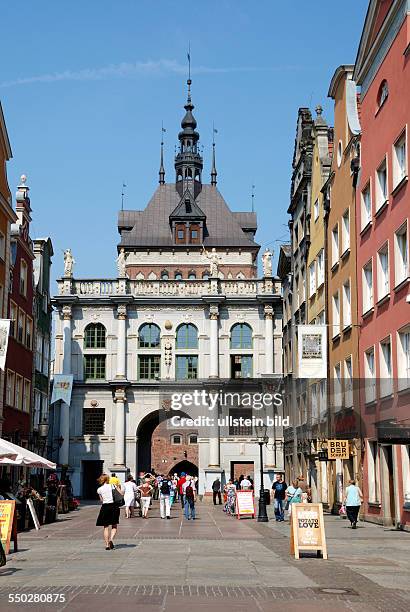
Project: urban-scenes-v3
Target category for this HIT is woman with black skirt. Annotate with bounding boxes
[96,474,123,550]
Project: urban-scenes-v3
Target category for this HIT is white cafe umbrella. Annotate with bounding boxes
[0,438,56,469]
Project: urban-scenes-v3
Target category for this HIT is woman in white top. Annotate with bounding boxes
[123,475,138,518]
[96,474,124,550]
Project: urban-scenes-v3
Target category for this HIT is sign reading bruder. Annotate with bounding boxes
[290,503,328,559]
[327,439,349,460]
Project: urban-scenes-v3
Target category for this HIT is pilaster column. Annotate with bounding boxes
[264,305,274,375]
[208,396,220,467]
[116,304,127,379]
[114,387,126,467]
[209,305,219,378]
[60,305,72,466]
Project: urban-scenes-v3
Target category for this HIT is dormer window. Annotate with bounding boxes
[175,271,183,280]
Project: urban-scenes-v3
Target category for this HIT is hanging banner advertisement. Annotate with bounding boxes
[290,503,327,559]
[297,325,327,379]
[235,491,255,519]
[327,439,349,460]
[0,319,10,371]
[51,374,74,405]
[0,500,16,555]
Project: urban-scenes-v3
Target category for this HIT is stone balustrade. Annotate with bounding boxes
[57,277,281,297]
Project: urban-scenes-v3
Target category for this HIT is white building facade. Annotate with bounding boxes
[51,79,284,497]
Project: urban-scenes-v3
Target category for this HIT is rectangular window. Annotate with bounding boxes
[23,379,31,412]
[362,260,373,313]
[138,355,161,380]
[15,375,23,410]
[316,310,325,325]
[344,357,353,408]
[20,259,28,296]
[176,355,198,380]
[397,326,410,390]
[333,363,342,410]
[361,183,372,230]
[309,262,316,297]
[342,280,351,328]
[36,331,43,371]
[0,230,5,261]
[311,384,318,423]
[317,249,325,287]
[294,274,299,310]
[33,390,41,429]
[332,291,340,338]
[367,441,380,503]
[228,407,253,436]
[341,209,350,254]
[83,408,105,435]
[9,301,17,338]
[376,158,388,211]
[331,224,339,267]
[379,337,392,398]
[394,222,408,287]
[364,347,376,403]
[17,310,25,344]
[402,445,410,504]
[25,317,33,349]
[6,370,15,407]
[84,355,106,380]
[377,243,389,300]
[42,336,50,375]
[230,355,253,379]
[313,198,319,221]
[393,131,407,188]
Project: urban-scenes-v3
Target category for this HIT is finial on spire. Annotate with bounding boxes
[251,184,255,212]
[159,122,166,184]
[187,44,192,103]
[211,124,218,186]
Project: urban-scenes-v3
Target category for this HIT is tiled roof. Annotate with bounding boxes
[118,184,259,248]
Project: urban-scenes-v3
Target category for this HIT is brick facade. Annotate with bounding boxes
[150,419,198,475]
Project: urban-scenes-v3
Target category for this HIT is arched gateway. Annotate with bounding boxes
[51,75,283,499]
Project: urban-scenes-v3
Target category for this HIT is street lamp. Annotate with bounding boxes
[255,423,269,522]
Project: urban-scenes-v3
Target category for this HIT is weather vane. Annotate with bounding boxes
[121,182,127,211]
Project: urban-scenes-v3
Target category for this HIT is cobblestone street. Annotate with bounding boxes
[1,501,409,611]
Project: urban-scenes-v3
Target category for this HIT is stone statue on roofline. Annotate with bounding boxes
[116,248,127,278]
[202,245,221,277]
[262,248,273,277]
[63,249,75,277]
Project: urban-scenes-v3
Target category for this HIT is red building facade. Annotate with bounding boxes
[3,177,35,450]
[354,0,410,528]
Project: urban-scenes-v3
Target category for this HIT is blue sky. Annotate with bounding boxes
[1,0,368,285]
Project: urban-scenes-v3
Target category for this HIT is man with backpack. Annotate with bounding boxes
[182,475,196,520]
[159,476,172,519]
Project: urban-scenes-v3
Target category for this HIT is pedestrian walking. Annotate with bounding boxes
[240,476,252,490]
[137,478,153,518]
[177,472,187,508]
[169,476,177,506]
[159,477,172,519]
[223,480,236,516]
[285,479,302,519]
[123,475,138,518]
[297,475,309,503]
[96,474,124,550]
[343,479,363,529]
[183,475,196,520]
[272,473,287,521]
[212,477,222,505]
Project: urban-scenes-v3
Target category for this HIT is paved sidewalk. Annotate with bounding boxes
[0,500,409,611]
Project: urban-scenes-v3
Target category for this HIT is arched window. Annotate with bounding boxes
[188,271,196,280]
[161,270,169,280]
[377,80,389,108]
[175,271,183,280]
[171,434,182,445]
[138,323,160,348]
[84,323,106,348]
[202,271,209,280]
[176,323,198,349]
[230,323,252,349]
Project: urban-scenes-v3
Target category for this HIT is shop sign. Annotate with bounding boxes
[235,491,255,519]
[327,439,349,460]
[290,503,328,559]
[51,374,73,405]
[0,500,16,554]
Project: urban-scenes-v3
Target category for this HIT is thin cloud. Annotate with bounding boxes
[0,59,300,87]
